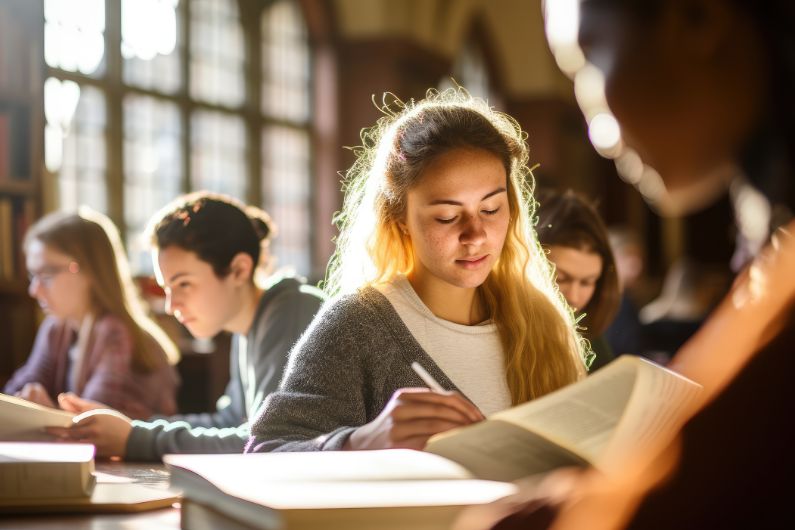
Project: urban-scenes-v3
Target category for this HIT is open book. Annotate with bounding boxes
[0,392,74,440]
[166,355,700,529]
[425,354,702,481]
[166,450,518,530]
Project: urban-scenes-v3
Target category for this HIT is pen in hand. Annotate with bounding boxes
[411,361,446,393]
[411,361,484,422]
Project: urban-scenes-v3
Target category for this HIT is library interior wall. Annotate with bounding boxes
[3,0,715,407]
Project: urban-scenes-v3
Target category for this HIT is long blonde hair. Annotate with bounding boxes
[24,208,180,372]
[326,88,588,403]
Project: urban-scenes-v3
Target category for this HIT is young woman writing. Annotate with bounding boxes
[247,89,589,453]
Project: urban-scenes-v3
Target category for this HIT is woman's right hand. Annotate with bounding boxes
[46,408,133,459]
[344,388,485,451]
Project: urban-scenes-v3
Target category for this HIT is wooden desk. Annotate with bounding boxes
[0,462,181,530]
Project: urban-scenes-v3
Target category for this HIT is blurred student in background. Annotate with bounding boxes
[603,227,645,357]
[637,257,730,363]
[50,192,324,460]
[535,188,620,371]
[4,209,179,419]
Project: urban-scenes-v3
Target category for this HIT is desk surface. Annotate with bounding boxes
[0,462,181,530]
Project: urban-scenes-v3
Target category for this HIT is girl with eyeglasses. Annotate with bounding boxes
[4,208,180,419]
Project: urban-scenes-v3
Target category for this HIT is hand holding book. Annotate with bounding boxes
[45,393,133,459]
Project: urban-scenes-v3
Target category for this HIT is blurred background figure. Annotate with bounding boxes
[4,209,179,419]
[535,188,620,371]
[603,226,646,357]
[638,257,730,364]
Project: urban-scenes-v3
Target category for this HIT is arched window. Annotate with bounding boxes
[44,0,315,276]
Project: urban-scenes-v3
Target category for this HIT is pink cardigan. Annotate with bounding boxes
[4,314,179,419]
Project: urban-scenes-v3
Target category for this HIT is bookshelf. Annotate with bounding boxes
[0,0,44,383]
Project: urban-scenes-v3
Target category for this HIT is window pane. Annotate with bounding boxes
[122,0,182,94]
[44,81,107,213]
[262,125,311,276]
[44,0,106,77]
[123,94,182,273]
[262,0,310,123]
[190,0,245,107]
[191,110,246,199]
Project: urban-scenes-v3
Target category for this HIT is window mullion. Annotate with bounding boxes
[241,0,262,207]
[181,0,192,193]
[105,0,124,233]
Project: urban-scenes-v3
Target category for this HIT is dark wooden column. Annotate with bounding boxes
[336,38,449,173]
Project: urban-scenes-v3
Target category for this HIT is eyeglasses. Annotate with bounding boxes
[27,261,80,288]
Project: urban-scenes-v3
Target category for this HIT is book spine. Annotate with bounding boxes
[14,199,33,280]
[0,113,8,181]
[0,196,13,279]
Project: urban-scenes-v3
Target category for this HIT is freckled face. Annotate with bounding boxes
[402,148,511,291]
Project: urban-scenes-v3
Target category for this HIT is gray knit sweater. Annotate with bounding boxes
[125,276,324,461]
[247,287,466,453]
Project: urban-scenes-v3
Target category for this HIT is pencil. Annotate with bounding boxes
[411,361,445,393]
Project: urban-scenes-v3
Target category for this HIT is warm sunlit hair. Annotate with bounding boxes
[326,88,587,403]
[24,208,179,371]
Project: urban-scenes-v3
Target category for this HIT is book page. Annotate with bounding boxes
[0,393,74,440]
[600,358,702,468]
[425,420,589,482]
[488,357,641,462]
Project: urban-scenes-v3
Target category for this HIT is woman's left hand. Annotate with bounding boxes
[46,409,133,459]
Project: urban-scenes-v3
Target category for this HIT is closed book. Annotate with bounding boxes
[166,450,518,530]
[0,442,95,500]
[0,198,14,278]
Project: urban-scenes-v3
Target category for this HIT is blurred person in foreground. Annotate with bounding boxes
[457,0,795,528]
